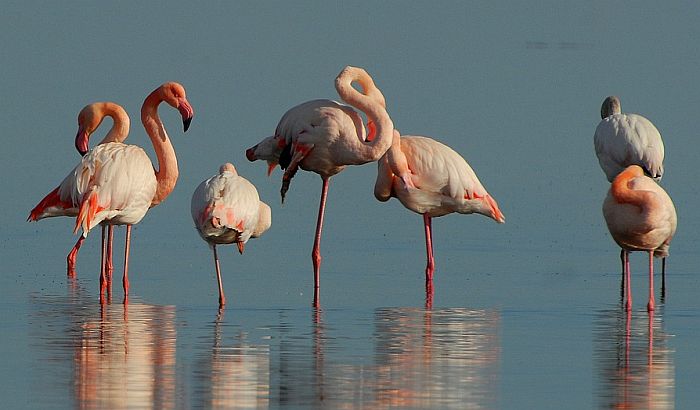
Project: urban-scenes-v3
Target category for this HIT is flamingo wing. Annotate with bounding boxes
[594,113,664,182]
[73,142,157,235]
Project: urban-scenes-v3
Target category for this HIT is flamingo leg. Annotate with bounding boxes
[423,214,435,292]
[624,250,632,311]
[312,176,330,307]
[212,245,226,307]
[647,251,655,311]
[105,225,114,294]
[66,236,86,277]
[661,257,666,302]
[99,228,107,304]
[122,225,131,303]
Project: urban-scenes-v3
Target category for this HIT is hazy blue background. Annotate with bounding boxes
[2,1,700,408]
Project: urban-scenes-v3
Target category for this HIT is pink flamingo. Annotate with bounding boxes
[374,130,505,292]
[246,66,394,305]
[31,83,194,302]
[191,163,272,307]
[29,102,130,278]
[602,165,676,311]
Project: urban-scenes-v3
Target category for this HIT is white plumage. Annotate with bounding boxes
[70,142,157,234]
[375,135,504,219]
[594,96,664,182]
[191,163,271,307]
[374,131,505,290]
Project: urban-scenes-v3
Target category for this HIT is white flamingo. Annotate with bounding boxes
[245,66,393,306]
[602,165,676,311]
[374,130,505,292]
[594,96,664,182]
[191,163,271,307]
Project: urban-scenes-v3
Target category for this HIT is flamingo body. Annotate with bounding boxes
[375,135,505,220]
[594,96,664,182]
[72,142,157,235]
[191,163,271,306]
[603,167,676,257]
[602,165,676,311]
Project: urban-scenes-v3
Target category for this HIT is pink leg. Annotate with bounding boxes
[66,236,85,277]
[212,245,226,307]
[423,214,435,292]
[122,225,131,303]
[105,225,114,294]
[99,228,107,304]
[647,251,655,311]
[624,250,632,311]
[311,177,330,308]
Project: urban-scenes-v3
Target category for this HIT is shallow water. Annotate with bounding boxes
[5,1,700,408]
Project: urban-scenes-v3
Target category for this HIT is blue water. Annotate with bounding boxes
[4,1,700,408]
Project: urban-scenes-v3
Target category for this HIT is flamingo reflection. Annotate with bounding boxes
[192,310,270,409]
[73,302,178,409]
[594,308,674,409]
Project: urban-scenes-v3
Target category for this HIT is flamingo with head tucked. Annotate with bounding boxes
[246,66,394,306]
[603,165,676,311]
[31,83,194,302]
[29,102,130,279]
[191,163,271,307]
[375,129,505,293]
[594,96,664,182]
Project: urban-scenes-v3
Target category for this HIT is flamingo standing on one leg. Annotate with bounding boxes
[594,96,667,280]
[602,165,676,311]
[31,83,194,302]
[29,102,130,279]
[246,66,394,306]
[191,163,272,307]
[374,130,505,293]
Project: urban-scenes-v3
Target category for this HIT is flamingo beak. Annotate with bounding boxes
[75,127,89,156]
[178,98,194,132]
[236,241,245,254]
[246,146,257,161]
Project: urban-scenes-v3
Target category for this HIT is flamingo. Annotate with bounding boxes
[31,82,194,302]
[374,130,505,292]
[594,96,664,182]
[191,163,272,307]
[29,102,130,278]
[602,165,676,311]
[594,96,668,280]
[246,66,394,305]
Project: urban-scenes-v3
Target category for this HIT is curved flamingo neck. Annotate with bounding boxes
[611,166,651,207]
[98,103,130,144]
[335,66,394,162]
[141,90,178,206]
[387,130,410,177]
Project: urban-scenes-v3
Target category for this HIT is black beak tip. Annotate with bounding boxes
[183,117,192,132]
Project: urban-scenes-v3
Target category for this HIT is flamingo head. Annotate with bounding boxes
[219,162,238,176]
[75,103,108,155]
[160,82,194,132]
[246,135,284,176]
[601,96,621,119]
